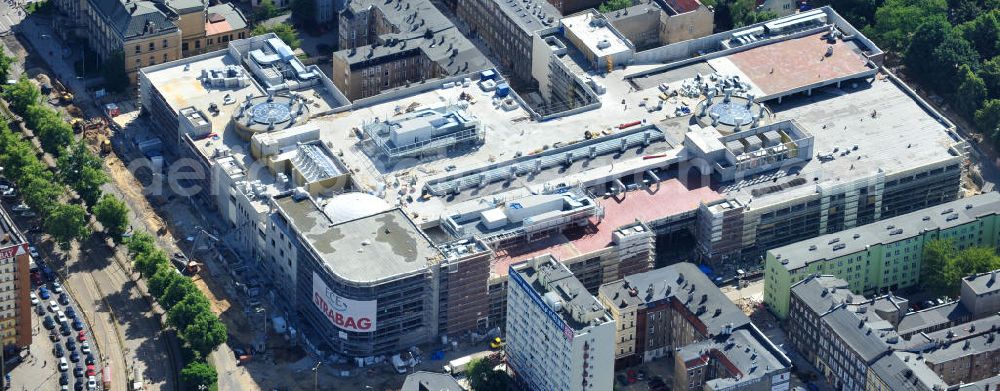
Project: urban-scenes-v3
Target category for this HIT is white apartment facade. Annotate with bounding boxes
[506,255,615,391]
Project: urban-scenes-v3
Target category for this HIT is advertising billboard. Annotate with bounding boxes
[312,272,377,332]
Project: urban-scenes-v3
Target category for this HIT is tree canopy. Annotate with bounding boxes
[252,23,301,50]
[180,360,217,390]
[920,239,1000,297]
[94,194,130,243]
[466,354,510,391]
[45,204,90,250]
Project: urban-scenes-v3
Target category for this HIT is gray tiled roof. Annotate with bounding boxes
[962,269,1000,296]
[207,2,248,32]
[401,371,464,391]
[336,0,491,75]
[821,306,898,363]
[896,302,970,337]
[770,192,1000,271]
[88,0,179,41]
[600,263,751,337]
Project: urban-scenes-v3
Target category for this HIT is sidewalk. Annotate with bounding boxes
[16,15,99,116]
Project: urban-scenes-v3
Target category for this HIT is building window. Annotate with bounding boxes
[135,45,141,54]
[148,42,154,51]
[149,56,155,65]
[163,53,168,63]
[208,38,213,45]
[182,42,188,51]
[136,58,141,67]
[195,40,201,49]
[162,39,168,48]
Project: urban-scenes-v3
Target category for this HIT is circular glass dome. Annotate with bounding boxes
[250,101,293,125]
[323,193,391,225]
[707,100,754,127]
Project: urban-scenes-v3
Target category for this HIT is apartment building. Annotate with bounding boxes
[58,0,246,85]
[595,263,789,390]
[961,269,1000,318]
[506,255,615,391]
[790,274,1000,391]
[178,2,250,57]
[0,207,30,349]
[607,0,714,51]
[85,0,182,84]
[332,0,491,100]
[674,327,791,391]
[764,192,1000,319]
[455,0,560,86]
[596,263,752,368]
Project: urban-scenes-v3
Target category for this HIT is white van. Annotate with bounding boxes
[59,357,68,372]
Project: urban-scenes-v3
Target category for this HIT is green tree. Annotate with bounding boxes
[983,56,1000,99]
[35,112,74,155]
[955,64,988,116]
[252,23,301,50]
[180,360,217,389]
[58,141,107,205]
[168,294,212,330]
[975,99,1000,148]
[93,194,130,243]
[0,46,13,83]
[920,239,958,297]
[865,0,948,52]
[810,0,881,28]
[959,9,1000,60]
[466,355,510,391]
[149,266,182,299]
[45,204,90,250]
[182,312,228,357]
[290,0,317,30]
[160,277,198,310]
[134,248,170,277]
[102,51,129,93]
[3,76,41,113]
[254,0,278,21]
[22,176,61,216]
[126,232,156,257]
[598,0,632,13]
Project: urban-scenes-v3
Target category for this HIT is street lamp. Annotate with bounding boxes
[312,361,323,391]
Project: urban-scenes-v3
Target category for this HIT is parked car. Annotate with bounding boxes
[35,304,45,316]
[29,292,39,305]
[11,204,29,212]
[56,310,67,324]
[59,373,69,386]
[51,281,63,294]
[42,315,55,330]
[86,376,96,390]
[80,341,90,355]
[60,322,72,336]
[65,339,76,352]
[69,351,79,363]
[53,344,64,358]
[72,319,84,331]
[58,292,69,305]
[38,287,50,300]
[28,246,38,258]
[65,306,76,319]
[76,331,87,342]
[48,300,59,313]
[49,330,59,342]
[85,364,95,377]
[85,354,95,366]
[73,365,84,378]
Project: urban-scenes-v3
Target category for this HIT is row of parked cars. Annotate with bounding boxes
[36,283,99,390]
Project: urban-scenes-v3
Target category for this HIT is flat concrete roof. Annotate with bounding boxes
[274,195,441,284]
[562,12,631,58]
[721,32,873,98]
[724,75,963,208]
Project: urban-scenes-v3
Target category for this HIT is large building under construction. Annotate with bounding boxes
[136,6,970,360]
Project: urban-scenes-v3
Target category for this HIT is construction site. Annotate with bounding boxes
[114,5,981,387]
